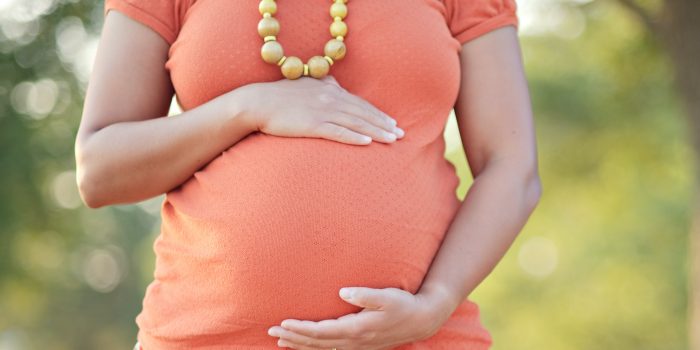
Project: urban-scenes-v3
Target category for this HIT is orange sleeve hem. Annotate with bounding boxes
[104,0,177,45]
[453,11,519,45]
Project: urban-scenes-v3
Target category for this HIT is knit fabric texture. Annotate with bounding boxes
[103,0,518,349]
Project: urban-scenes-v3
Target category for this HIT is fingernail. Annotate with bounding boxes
[395,127,405,137]
[268,327,279,336]
[384,131,397,141]
[339,288,353,300]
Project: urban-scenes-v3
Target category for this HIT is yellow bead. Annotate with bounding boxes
[259,0,277,16]
[308,56,330,78]
[261,41,284,64]
[324,39,346,60]
[330,3,347,19]
[257,17,279,37]
[330,20,347,37]
[257,0,349,76]
[281,56,304,79]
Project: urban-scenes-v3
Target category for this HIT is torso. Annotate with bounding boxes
[136,1,492,348]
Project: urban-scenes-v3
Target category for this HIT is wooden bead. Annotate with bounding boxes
[257,17,279,37]
[308,56,330,78]
[330,3,347,19]
[330,20,347,37]
[258,0,349,80]
[261,41,284,64]
[281,56,304,79]
[258,0,277,16]
[324,39,346,60]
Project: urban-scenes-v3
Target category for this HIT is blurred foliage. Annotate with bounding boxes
[0,0,692,349]
[446,1,692,349]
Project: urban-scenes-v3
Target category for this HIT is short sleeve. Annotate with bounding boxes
[443,0,519,45]
[103,0,189,46]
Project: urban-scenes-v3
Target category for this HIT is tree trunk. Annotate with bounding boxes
[692,204,700,349]
[616,0,700,347]
[659,1,700,347]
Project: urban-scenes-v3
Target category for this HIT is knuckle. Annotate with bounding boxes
[346,117,364,129]
[331,126,347,139]
[317,91,334,104]
[322,82,341,93]
[308,329,319,339]
[361,331,378,341]
[357,102,371,114]
[348,322,366,338]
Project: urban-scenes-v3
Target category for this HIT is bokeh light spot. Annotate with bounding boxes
[51,170,82,209]
[518,236,559,278]
[81,246,126,293]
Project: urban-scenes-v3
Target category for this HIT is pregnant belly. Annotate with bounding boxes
[138,132,461,344]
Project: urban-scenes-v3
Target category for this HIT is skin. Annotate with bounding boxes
[266,25,541,350]
[76,11,403,208]
[77,9,540,350]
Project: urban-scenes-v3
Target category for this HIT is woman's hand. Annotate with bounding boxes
[266,287,458,350]
[237,75,405,145]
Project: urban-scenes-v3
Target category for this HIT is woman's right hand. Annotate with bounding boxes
[236,75,405,145]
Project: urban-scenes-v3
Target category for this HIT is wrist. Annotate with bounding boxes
[230,84,264,133]
[415,283,462,340]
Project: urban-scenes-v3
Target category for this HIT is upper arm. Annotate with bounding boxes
[455,26,536,178]
[76,5,177,150]
[444,0,536,178]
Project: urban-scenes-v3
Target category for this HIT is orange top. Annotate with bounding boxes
[103,0,518,349]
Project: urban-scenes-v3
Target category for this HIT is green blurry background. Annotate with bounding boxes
[1,0,698,349]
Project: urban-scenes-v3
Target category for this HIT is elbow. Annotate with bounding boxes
[75,143,107,209]
[524,168,542,213]
[76,165,106,209]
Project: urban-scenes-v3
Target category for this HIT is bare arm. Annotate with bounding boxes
[417,25,542,332]
[75,10,256,208]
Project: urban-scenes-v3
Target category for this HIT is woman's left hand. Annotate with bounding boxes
[266,286,457,350]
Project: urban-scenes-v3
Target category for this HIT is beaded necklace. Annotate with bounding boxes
[258,0,348,79]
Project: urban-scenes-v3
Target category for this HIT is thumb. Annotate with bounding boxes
[339,287,392,310]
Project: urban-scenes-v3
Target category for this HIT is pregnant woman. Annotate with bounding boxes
[75,0,541,348]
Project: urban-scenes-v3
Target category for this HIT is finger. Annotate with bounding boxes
[281,311,384,339]
[340,287,396,310]
[343,92,396,126]
[330,113,397,143]
[321,81,401,136]
[313,122,372,145]
[337,94,400,135]
[273,326,344,349]
[276,338,317,350]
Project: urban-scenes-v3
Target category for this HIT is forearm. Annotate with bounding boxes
[418,159,542,313]
[75,88,254,208]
